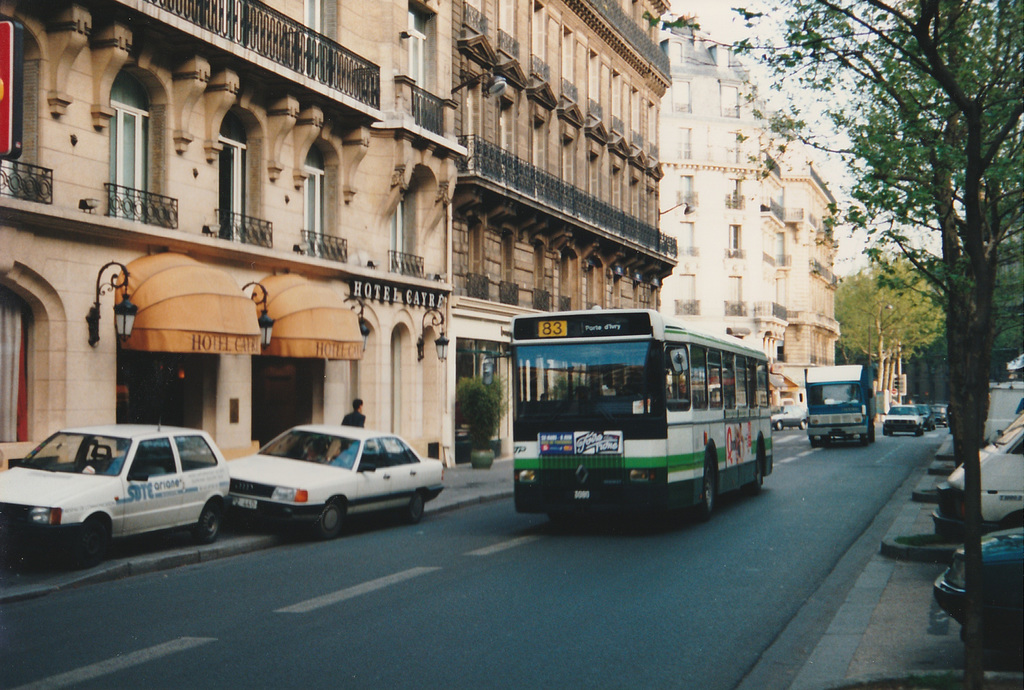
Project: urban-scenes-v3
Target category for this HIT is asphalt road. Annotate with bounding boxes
[0,430,939,690]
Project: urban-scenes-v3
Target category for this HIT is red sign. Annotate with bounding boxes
[0,18,23,159]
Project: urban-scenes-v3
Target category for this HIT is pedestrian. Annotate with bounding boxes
[342,398,365,427]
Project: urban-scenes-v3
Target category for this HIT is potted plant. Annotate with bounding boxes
[456,376,505,469]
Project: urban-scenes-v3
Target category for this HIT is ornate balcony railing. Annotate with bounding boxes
[587,99,603,121]
[463,5,488,35]
[675,299,700,316]
[611,116,625,134]
[776,254,793,267]
[679,246,700,257]
[725,193,745,210]
[466,272,489,299]
[499,280,519,306]
[216,209,273,248]
[144,0,379,109]
[410,84,444,136]
[559,296,572,311]
[498,29,519,58]
[389,250,424,278]
[457,135,675,258]
[725,301,748,317]
[725,248,745,260]
[587,0,669,77]
[0,161,53,204]
[532,288,551,311]
[560,78,578,103]
[105,183,178,229]
[722,105,741,118]
[769,198,785,224]
[300,229,347,262]
[762,252,776,267]
[530,55,550,81]
[755,302,788,320]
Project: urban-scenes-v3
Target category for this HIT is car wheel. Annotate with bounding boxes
[915,427,924,436]
[696,455,717,521]
[72,517,110,569]
[405,491,425,525]
[868,424,876,443]
[192,499,223,545]
[799,420,808,430]
[774,421,782,431]
[313,500,345,540]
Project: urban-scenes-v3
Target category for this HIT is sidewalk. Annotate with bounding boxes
[0,457,514,605]
[790,435,1023,689]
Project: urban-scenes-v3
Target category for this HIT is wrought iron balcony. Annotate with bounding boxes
[725,301,748,317]
[466,272,489,300]
[463,5,488,35]
[300,230,347,262]
[457,136,675,258]
[410,84,444,136]
[768,198,785,224]
[105,183,178,229]
[560,79,578,103]
[725,193,745,210]
[144,0,380,109]
[0,161,53,204]
[754,302,788,320]
[722,105,741,118]
[679,246,700,257]
[762,252,776,267]
[776,254,793,267]
[611,116,625,134]
[725,248,745,260]
[675,299,700,316]
[499,280,519,306]
[530,55,551,82]
[498,29,519,59]
[389,250,424,278]
[532,288,551,311]
[559,296,572,311]
[587,0,669,77]
[587,100,603,121]
[215,209,273,248]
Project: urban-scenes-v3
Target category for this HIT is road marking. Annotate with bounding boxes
[465,535,542,556]
[776,448,815,465]
[10,637,216,690]
[275,566,440,614]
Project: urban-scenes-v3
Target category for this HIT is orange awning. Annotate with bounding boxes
[257,274,363,360]
[117,253,261,354]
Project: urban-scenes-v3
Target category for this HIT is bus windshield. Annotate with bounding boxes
[514,341,660,421]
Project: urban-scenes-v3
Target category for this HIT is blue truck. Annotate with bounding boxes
[805,365,876,447]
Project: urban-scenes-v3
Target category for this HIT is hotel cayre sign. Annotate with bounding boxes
[349,278,447,310]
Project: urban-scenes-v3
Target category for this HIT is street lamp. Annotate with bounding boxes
[244,282,274,348]
[345,296,371,351]
[417,307,448,362]
[86,261,137,346]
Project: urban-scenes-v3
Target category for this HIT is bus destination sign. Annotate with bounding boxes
[514,312,653,340]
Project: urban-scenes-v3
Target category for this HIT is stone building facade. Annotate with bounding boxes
[0,0,462,460]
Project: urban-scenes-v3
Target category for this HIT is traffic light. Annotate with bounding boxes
[0,17,24,160]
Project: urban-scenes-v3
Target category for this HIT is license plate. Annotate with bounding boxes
[574,490,590,500]
[537,320,567,338]
[234,496,257,510]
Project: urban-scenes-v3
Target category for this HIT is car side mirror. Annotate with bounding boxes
[358,462,376,473]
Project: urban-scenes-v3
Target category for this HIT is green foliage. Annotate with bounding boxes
[456,377,506,450]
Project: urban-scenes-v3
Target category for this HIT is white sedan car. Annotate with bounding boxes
[0,425,230,568]
[228,425,444,539]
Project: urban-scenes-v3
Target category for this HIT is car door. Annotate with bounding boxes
[353,438,396,512]
[173,434,225,523]
[120,437,184,535]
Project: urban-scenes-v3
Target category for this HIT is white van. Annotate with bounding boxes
[933,412,1024,538]
[985,381,1024,444]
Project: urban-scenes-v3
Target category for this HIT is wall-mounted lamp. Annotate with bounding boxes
[451,71,508,98]
[366,260,376,269]
[292,243,306,255]
[345,296,371,351]
[202,224,215,236]
[399,29,412,39]
[650,276,662,288]
[87,261,137,347]
[417,307,448,362]
[659,201,695,216]
[632,271,644,283]
[243,282,275,348]
[79,198,100,213]
[612,265,625,280]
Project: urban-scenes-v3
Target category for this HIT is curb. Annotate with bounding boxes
[821,670,1024,689]
[879,536,957,563]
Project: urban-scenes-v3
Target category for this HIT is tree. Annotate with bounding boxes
[736,2,1022,686]
[835,262,944,403]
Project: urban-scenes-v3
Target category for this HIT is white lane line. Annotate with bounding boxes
[776,448,815,465]
[11,637,216,690]
[465,535,542,557]
[275,566,440,614]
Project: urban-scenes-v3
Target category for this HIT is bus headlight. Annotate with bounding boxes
[518,470,536,483]
[629,469,654,482]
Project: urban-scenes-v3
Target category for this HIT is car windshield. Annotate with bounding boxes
[21,433,132,476]
[889,406,918,415]
[994,412,1024,447]
[260,430,361,468]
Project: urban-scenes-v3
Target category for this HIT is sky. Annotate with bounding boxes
[668,1,870,276]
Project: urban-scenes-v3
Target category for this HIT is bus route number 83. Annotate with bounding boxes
[538,320,567,338]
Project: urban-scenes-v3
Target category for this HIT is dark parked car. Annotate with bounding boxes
[931,403,948,427]
[933,528,1023,653]
[915,404,936,431]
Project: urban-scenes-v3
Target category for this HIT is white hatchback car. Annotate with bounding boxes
[228,425,444,539]
[0,425,231,568]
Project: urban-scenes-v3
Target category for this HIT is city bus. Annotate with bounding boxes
[511,309,773,520]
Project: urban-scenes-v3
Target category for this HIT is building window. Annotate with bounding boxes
[722,84,740,118]
[672,80,690,113]
[500,105,515,153]
[533,122,547,172]
[304,147,325,242]
[109,72,149,197]
[562,138,575,187]
[407,8,430,86]
[729,224,741,251]
[680,222,695,253]
[391,199,407,255]
[218,111,247,218]
[561,27,574,83]
[532,4,546,60]
[305,0,322,31]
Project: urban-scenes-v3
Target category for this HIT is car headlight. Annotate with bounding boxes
[29,506,62,525]
[271,487,308,503]
[517,470,536,483]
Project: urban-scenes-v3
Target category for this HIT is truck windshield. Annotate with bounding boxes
[809,383,862,406]
[514,341,659,421]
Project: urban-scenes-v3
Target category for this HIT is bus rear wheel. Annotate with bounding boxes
[697,457,717,521]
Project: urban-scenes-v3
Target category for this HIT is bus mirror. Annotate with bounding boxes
[669,350,687,375]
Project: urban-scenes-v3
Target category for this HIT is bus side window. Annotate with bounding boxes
[708,350,723,409]
[735,355,747,408]
[722,353,736,409]
[756,362,769,407]
[748,359,758,407]
[666,346,690,411]
[691,346,708,409]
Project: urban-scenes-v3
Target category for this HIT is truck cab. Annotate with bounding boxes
[805,365,876,447]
